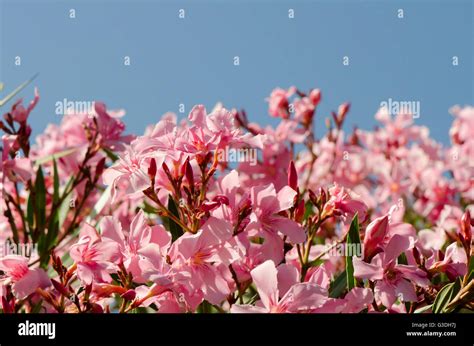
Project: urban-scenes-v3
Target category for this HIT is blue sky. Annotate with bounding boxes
[1,0,472,144]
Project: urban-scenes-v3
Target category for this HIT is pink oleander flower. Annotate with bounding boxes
[1,135,33,183]
[93,102,133,151]
[311,287,374,313]
[70,224,120,285]
[103,144,164,202]
[231,260,328,313]
[426,242,468,279]
[362,208,417,261]
[293,89,321,125]
[0,255,51,299]
[248,184,306,244]
[100,209,171,283]
[449,105,474,145]
[353,234,430,308]
[168,217,241,305]
[9,87,39,123]
[266,87,295,119]
[321,183,368,223]
[175,105,262,164]
[211,170,250,227]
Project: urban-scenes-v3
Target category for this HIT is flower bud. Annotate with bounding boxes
[363,215,389,261]
[121,289,137,301]
[335,102,349,127]
[309,89,321,107]
[148,158,157,181]
[95,157,106,180]
[162,161,173,182]
[237,195,252,219]
[319,187,327,206]
[308,189,318,206]
[184,158,194,188]
[460,210,472,250]
[51,279,70,297]
[295,199,305,223]
[214,194,229,206]
[288,161,298,191]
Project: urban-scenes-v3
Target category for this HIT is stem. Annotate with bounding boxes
[445,279,474,311]
[145,189,193,234]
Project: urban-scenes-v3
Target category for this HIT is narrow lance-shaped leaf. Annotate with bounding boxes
[26,193,35,234]
[346,213,360,290]
[165,197,184,242]
[34,147,78,166]
[34,165,47,240]
[40,160,61,267]
[58,176,75,228]
[0,73,38,107]
[329,270,347,298]
[52,159,60,204]
[102,147,119,162]
[86,185,111,222]
[432,277,462,313]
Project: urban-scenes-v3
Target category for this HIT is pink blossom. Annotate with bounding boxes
[267,88,294,119]
[9,88,39,123]
[103,145,164,202]
[70,224,120,285]
[169,217,241,305]
[1,135,33,182]
[100,209,171,282]
[0,255,50,298]
[426,242,467,279]
[248,184,306,244]
[354,234,429,308]
[231,260,328,313]
[322,183,368,222]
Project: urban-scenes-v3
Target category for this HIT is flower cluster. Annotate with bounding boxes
[0,86,472,313]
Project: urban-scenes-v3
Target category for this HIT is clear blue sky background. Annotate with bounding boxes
[1,0,472,144]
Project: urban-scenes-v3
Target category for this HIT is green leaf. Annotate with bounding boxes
[307,258,325,268]
[36,162,61,267]
[468,256,474,282]
[142,201,159,214]
[303,201,313,221]
[34,147,78,166]
[26,193,34,234]
[58,175,75,228]
[414,304,433,314]
[164,197,184,242]
[34,165,47,238]
[52,159,60,204]
[86,185,111,223]
[432,277,462,313]
[329,270,347,298]
[58,192,72,228]
[397,252,408,265]
[30,299,44,313]
[0,73,38,107]
[102,147,119,162]
[345,213,360,290]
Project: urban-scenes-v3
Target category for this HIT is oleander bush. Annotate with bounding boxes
[0,86,472,313]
